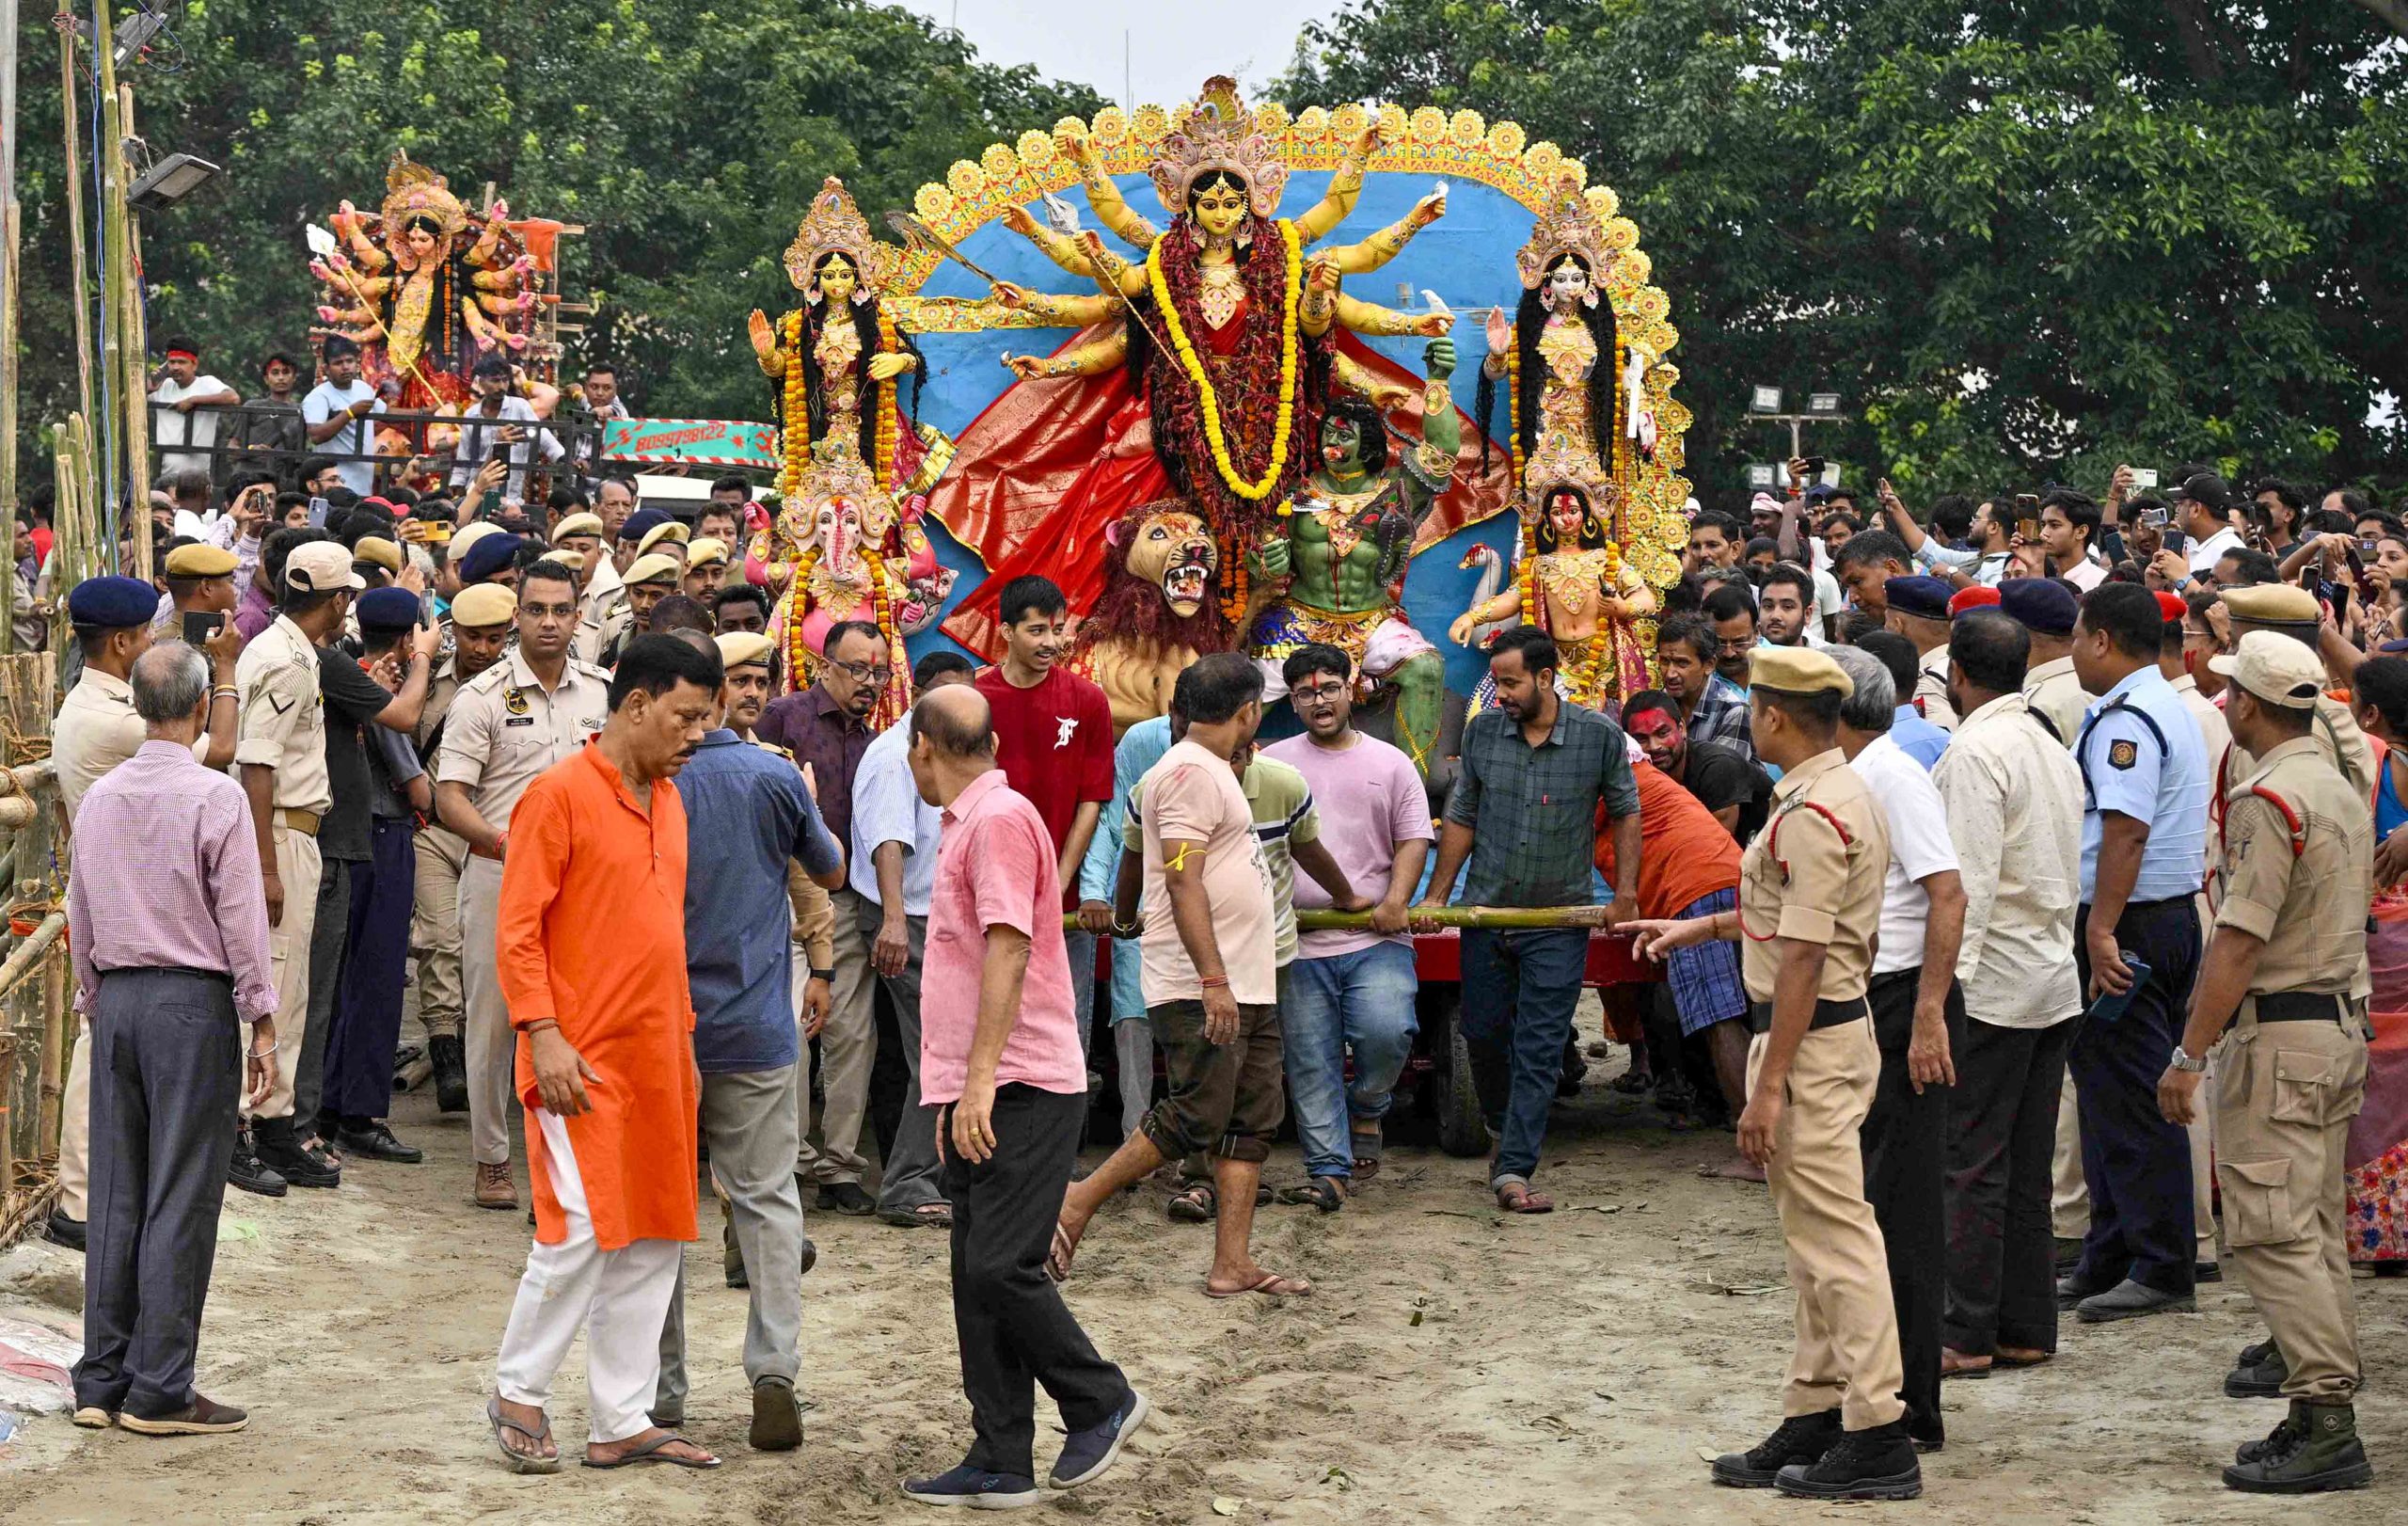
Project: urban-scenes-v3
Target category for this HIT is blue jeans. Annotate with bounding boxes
[1459,927,1589,1184]
[1066,930,1098,1072]
[1282,943,1420,1180]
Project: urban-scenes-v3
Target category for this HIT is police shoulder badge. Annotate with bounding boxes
[503,687,531,717]
[2108,739,2138,770]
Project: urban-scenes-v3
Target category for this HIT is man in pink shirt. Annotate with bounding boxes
[903,685,1145,1509]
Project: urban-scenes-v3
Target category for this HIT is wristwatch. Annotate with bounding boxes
[2169,1044,2209,1073]
[808,967,834,984]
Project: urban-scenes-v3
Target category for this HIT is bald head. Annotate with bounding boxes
[131,640,209,726]
[911,683,994,758]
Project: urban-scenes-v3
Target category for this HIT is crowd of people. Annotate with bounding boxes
[17,405,2404,1505]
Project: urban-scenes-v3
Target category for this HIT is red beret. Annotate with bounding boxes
[2154,591,2188,624]
[1948,586,2003,617]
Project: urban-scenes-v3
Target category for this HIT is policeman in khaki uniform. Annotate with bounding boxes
[433,560,610,1211]
[1634,647,1918,1502]
[409,582,518,1116]
[2159,633,2376,1494]
[2216,583,2375,801]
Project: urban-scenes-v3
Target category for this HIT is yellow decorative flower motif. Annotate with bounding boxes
[1294,105,1331,139]
[1052,115,1087,143]
[1560,160,1588,191]
[1603,215,1640,252]
[1410,106,1448,143]
[1378,103,1410,139]
[1617,248,1653,286]
[981,143,1019,180]
[912,183,956,222]
[1330,103,1368,139]
[1586,185,1620,222]
[1526,141,1561,176]
[946,160,986,198]
[1091,106,1130,143]
[1133,103,1170,143]
[1487,120,1527,158]
[1146,219,1304,502]
[1633,286,1670,324]
[1450,109,1486,148]
[1017,129,1055,167]
[1257,101,1291,135]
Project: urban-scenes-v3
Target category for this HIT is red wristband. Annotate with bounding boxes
[1197,974,1229,990]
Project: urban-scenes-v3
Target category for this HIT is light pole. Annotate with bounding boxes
[1745,385,1847,488]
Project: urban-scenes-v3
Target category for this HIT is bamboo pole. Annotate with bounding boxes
[1061,905,1619,934]
[38,951,65,1158]
[0,913,64,1002]
[116,82,150,551]
[1,0,18,612]
[55,9,97,460]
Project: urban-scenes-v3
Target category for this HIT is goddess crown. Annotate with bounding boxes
[1515,174,1608,292]
[380,153,467,243]
[797,437,898,542]
[1523,429,1623,530]
[783,176,896,299]
[1149,76,1289,221]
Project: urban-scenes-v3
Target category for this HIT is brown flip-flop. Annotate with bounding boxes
[581,1431,721,1470]
[1496,1182,1555,1215]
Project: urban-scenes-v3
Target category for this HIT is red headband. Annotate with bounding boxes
[165,348,198,362]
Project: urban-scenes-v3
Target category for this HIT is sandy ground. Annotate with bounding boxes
[2,1003,2405,1526]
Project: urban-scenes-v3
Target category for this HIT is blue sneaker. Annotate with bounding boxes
[1051,1390,1150,1489]
[901,1463,1041,1510]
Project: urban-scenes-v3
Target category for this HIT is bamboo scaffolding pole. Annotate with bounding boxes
[55,8,97,457]
[38,952,66,1158]
[116,82,150,551]
[1,0,18,625]
[0,913,65,1003]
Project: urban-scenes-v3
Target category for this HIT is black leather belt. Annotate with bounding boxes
[1748,997,1870,1036]
[2251,992,2351,1024]
[97,965,232,985]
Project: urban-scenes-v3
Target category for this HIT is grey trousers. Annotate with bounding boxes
[292,850,357,1129]
[1066,929,1098,1070]
[74,969,240,1418]
[862,900,944,1215]
[656,1064,806,1418]
[799,888,877,1184]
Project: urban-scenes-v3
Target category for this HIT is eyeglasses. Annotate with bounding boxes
[1296,680,1348,701]
[829,660,892,685]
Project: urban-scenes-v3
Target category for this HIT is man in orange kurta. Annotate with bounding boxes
[487,635,724,1473]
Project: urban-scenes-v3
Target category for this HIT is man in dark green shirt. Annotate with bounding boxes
[1418,626,1640,1213]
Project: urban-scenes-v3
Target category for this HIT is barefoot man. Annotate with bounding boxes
[486,635,725,1473]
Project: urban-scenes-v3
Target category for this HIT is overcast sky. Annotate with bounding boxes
[897,0,1326,106]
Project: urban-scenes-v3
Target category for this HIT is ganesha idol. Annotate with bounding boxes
[1068,500,1230,735]
[747,437,954,729]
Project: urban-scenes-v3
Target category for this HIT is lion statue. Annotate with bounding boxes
[1069,500,1229,735]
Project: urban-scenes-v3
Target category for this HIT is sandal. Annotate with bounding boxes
[878,1201,953,1230]
[1609,1067,1653,1096]
[487,1396,562,1474]
[1166,1183,1216,1223]
[1350,1155,1382,1184]
[1205,1269,1314,1299]
[1276,1177,1346,1213]
[1046,1219,1084,1282]
[581,1430,721,1470]
[1495,1181,1555,1215]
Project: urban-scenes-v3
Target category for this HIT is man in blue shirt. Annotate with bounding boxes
[655,630,845,1451]
[1853,631,1951,771]
[2061,582,2210,1324]
[1081,715,1177,1141]
[854,651,976,1231]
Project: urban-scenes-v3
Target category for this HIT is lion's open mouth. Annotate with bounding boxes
[1162,541,1217,610]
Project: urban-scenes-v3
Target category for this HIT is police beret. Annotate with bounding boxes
[2220,582,2320,626]
[2153,591,2189,625]
[548,512,605,543]
[618,506,672,545]
[451,583,517,628]
[163,543,237,578]
[352,535,404,573]
[636,519,691,557]
[460,533,525,583]
[356,586,421,633]
[548,549,587,572]
[1947,586,2001,618]
[685,536,729,567]
[2210,630,2323,709]
[714,631,774,670]
[1997,578,2079,637]
[1751,644,1854,699]
[67,575,159,629]
[1883,576,1954,623]
[624,551,683,587]
[447,520,503,564]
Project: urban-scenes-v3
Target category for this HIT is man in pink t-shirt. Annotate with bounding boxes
[1262,643,1434,1206]
[903,685,1144,1507]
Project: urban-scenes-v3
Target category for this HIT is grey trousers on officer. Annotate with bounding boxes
[861,899,944,1216]
[73,969,240,1418]
[655,1065,807,1419]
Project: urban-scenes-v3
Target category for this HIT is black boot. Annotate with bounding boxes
[229,1124,288,1198]
[254,1117,340,1188]
[1774,1419,1924,1500]
[1710,1410,1842,1487]
[429,1034,468,1114]
[2226,1341,2289,1399]
[2225,1401,2374,1492]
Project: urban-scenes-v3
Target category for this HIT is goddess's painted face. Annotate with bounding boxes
[1547,489,1589,540]
[401,223,440,264]
[815,255,860,306]
[1189,182,1251,240]
[1546,257,1591,308]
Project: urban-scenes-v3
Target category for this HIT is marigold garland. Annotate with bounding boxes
[783,543,823,691]
[779,310,811,498]
[1148,218,1303,502]
[873,309,903,487]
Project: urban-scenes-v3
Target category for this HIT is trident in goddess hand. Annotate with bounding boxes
[304,222,448,404]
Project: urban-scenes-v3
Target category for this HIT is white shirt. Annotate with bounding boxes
[2189,524,2242,578]
[152,374,230,479]
[1932,692,2085,1028]
[2058,554,2107,592]
[849,703,943,915]
[1810,565,1846,636]
[303,379,382,495]
[451,394,565,502]
[1852,732,1959,976]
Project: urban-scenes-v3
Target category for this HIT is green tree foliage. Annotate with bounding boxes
[8,0,1102,455]
[1278,1,2408,502]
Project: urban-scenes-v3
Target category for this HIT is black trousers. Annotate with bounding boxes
[324,819,414,1121]
[74,969,240,1418]
[1944,1015,2074,1357]
[2070,898,2200,1296]
[1861,969,1964,1448]
[943,1084,1127,1479]
[289,849,356,1131]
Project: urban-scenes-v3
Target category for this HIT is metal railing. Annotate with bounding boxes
[145,399,612,493]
